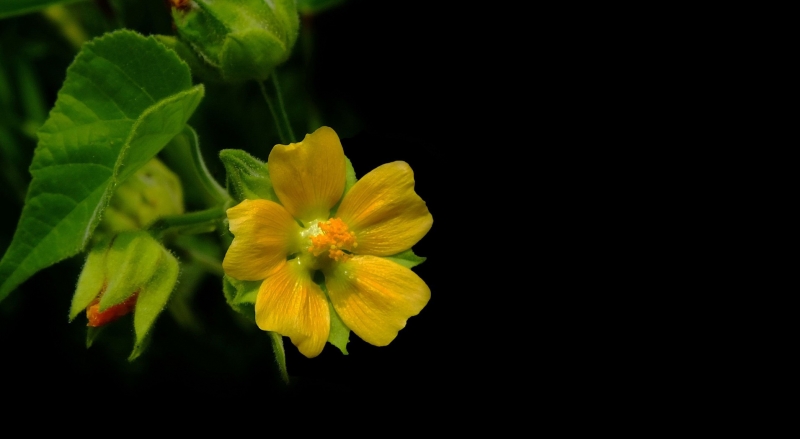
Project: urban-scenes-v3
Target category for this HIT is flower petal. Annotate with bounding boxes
[337,161,432,256]
[325,255,430,346]
[268,126,346,223]
[222,199,301,281]
[255,260,330,358]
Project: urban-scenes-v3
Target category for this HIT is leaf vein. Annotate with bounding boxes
[66,70,137,119]
[89,50,159,105]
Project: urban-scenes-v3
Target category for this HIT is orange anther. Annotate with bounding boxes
[308,217,357,261]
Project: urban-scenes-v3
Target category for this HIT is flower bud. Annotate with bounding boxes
[70,232,174,327]
[97,158,184,236]
[170,0,300,82]
[70,232,160,325]
[219,149,279,203]
[70,231,180,359]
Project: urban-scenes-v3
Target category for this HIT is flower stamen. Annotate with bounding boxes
[308,217,357,262]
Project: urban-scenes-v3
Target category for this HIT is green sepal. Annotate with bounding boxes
[384,248,427,269]
[99,232,162,311]
[318,280,349,355]
[130,247,179,361]
[86,326,105,348]
[172,0,299,82]
[69,237,110,321]
[128,329,153,362]
[219,149,279,203]
[222,274,260,321]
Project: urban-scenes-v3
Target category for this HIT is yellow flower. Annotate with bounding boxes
[222,127,432,358]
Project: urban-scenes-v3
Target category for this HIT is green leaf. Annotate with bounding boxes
[384,249,427,269]
[130,246,179,361]
[318,280,349,355]
[219,149,280,203]
[0,0,86,19]
[0,30,204,303]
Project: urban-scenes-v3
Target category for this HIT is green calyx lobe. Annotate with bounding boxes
[172,0,300,82]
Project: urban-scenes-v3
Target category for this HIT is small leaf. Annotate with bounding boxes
[130,246,179,361]
[0,30,204,303]
[219,149,279,203]
[384,248,427,269]
[0,0,87,19]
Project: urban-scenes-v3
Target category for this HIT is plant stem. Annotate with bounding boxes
[148,206,227,239]
[184,126,232,206]
[259,72,296,145]
[268,331,290,385]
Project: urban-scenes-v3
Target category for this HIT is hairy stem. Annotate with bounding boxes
[259,72,296,145]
